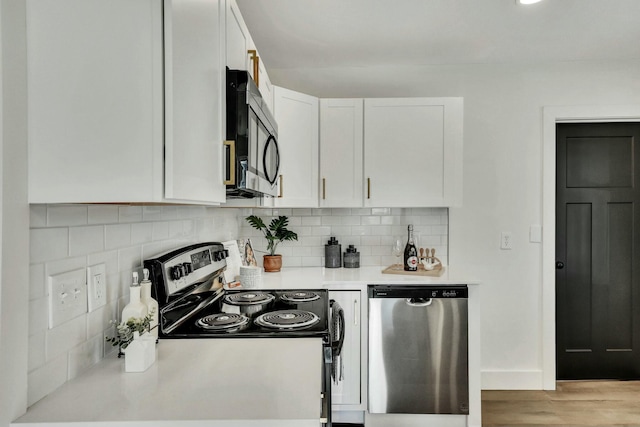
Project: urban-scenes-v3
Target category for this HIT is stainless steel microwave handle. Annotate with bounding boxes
[278,175,283,198]
[223,140,236,185]
[367,177,371,199]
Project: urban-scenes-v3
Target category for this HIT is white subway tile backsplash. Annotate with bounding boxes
[69,225,104,256]
[131,222,154,245]
[30,263,46,301]
[30,205,47,228]
[239,207,448,270]
[30,228,69,263]
[105,224,131,250]
[46,315,87,361]
[28,353,68,407]
[48,205,88,227]
[68,335,103,381]
[301,216,321,226]
[272,208,292,216]
[29,297,49,336]
[118,206,143,223]
[45,256,86,278]
[371,208,391,215]
[142,206,163,221]
[152,221,170,241]
[88,205,119,225]
[28,331,46,373]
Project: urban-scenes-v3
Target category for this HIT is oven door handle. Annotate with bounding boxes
[329,299,345,356]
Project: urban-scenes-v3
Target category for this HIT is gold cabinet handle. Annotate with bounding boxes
[322,178,326,200]
[278,175,283,198]
[248,49,259,88]
[223,140,236,185]
[367,177,371,199]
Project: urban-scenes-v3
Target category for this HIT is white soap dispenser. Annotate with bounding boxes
[121,271,148,324]
[140,268,159,338]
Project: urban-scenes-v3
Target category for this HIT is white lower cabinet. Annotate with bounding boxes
[329,290,362,408]
[27,0,225,204]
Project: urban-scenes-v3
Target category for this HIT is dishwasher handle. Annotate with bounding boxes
[406,297,433,307]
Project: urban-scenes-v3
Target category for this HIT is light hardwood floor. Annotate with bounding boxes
[482,380,640,426]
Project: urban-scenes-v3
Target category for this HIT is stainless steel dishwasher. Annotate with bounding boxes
[368,285,468,415]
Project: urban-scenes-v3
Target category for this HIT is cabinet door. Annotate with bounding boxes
[226,0,249,71]
[273,86,319,207]
[364,98,463,207]
[258,60,275,115]
[330,290,362,407]
[164,0,225,204]
[27,0,164,203]
[320,99,364,207]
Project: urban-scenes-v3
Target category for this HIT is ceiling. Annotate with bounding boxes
[236,0,640,71]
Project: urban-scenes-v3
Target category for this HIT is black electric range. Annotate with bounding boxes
[143,243,330,342]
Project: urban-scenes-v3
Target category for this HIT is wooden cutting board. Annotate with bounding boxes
[381,265,445,277]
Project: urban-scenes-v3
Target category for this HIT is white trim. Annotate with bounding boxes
[481,370,543,390]
[542,104,640,390]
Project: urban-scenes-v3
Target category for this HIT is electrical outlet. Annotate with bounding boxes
[48,269,88,328]
[500,232,513,250]
[87,263,107,312]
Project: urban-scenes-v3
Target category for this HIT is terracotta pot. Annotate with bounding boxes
[263,255,282,272]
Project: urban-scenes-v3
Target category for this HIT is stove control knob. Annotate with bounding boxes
[182,262,192,275]
[224,249,229,258]
[170,265,183,280]
[214,250,224,262]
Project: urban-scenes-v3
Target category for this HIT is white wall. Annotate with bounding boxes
[269,59,640,389]
[0,0,29,426]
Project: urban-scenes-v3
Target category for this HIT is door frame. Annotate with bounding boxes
[542,105,640,390]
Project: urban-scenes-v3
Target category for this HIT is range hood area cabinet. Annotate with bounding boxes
[226,0,275,115]
[27,0,226,204]
[319,97,463,208]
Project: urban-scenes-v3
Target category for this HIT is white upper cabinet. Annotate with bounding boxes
[273,86,319,208]
[27,0,226,204]
[364,97,463,207]
[225,0,249,72]
[320,99,364,208]
[164,0,226,203]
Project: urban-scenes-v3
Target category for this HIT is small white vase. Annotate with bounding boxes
[124,332,156,373]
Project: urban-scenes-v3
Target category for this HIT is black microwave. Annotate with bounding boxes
[225,68,280,198]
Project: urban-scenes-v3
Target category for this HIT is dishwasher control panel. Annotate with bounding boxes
[368,285,468,299]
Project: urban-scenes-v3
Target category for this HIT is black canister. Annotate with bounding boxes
[325,237,342,268]
[343,245,360,268]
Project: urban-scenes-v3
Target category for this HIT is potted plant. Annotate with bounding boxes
[106,311,156,372]
[245,215,298,272]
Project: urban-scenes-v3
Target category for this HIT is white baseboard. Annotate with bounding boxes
[481,369,544,390]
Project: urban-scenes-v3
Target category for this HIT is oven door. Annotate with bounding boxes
[250,108,280,197]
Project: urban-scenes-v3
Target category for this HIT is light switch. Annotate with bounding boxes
[529,225,542,243]
[48,269,87,328]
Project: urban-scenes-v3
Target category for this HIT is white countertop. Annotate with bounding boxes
[246,266,478,290]
[14,339,323,426]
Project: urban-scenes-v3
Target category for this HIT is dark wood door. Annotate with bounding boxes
[556,122,640,380]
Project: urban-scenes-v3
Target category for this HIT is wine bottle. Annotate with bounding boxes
[404,225,418,271]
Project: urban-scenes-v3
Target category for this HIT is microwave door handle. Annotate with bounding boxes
[223,140,236,185]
